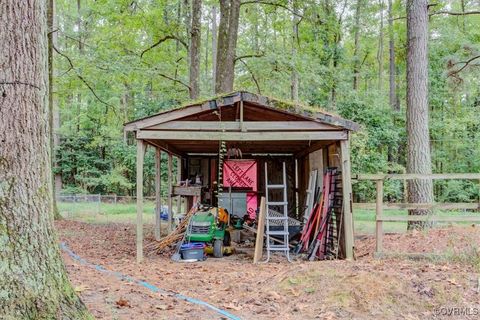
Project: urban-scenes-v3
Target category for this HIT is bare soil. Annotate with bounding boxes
[57,220,480,319]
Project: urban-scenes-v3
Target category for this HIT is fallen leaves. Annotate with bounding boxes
[115,298,130,308]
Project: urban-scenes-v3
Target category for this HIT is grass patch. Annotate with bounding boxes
[58,201,156,224]
[353,209,479,234]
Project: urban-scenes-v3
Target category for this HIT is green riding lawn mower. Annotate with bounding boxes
[184,205,232,258]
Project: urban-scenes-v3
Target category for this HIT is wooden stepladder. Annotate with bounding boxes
[264,162,291,262]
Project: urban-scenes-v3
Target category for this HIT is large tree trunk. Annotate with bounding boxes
[406,0,434,229]
[388,0,398,111]
[215,0,241,94]
[189,0,202,99]
[0,1,90,318]
[352,0,362,90]
[211,5,218,94]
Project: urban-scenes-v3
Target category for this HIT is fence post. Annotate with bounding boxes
[375,179,384,255]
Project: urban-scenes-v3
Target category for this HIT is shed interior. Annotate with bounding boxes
[124,91,358,263]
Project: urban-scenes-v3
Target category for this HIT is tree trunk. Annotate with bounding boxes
[290,0,299,102]
[388,0,398,111]
[0,1,91,318]
[352,0,362,90]
[211,5,218,94]
[189,0,202,99]
[377,0,384,91]
[76,0,82,132]
[406,0,434,229]
[215,0,241,94]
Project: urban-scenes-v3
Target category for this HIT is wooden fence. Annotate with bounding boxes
[352,173,480,257]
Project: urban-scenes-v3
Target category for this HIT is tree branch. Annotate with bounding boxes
[53,46,115,111]
[156,72,191,90]
[238,58,262,94]
[241,0,303,18]
[433,10,480,16]
[394,10,480,20]
[140,35,188,58]
[448,55,480,76]
[234,52,265,63]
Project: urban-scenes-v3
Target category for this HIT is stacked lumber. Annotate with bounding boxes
[146,205,197,255]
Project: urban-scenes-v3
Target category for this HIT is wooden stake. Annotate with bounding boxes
[375,179,384,254]
[253,197,266,263]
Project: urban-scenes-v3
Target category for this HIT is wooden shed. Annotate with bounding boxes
[124,91,360,262]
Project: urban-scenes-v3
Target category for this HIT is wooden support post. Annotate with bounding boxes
[375,179,384,254]
[240,99,245,132]
[167,152,173,233]
[136,139,145,263]
[154,148,161,240]
[340,139,354,260]
[176,156,182,215]
[253,197,266,263]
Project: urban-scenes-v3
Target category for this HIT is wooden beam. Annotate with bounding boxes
[295,140,330,158]
[167,152,173,233]
[340,140,354,260]
[353,202,480,210]
[375,180,384,254]
[378,215,480,222]
[353,173,480,180]
[146,121,338,131]
[143,139,185,158]
[137,130,348,141]
[125,104,211,131]
[154,148,161,240]
[136,140,145,263]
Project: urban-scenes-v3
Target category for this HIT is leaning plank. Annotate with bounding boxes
[137,130,348,141]
[253,197,266,264]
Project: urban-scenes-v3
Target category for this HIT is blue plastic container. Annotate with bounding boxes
[180,242,206,260]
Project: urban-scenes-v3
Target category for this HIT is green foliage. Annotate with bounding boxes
[54,0,480,202]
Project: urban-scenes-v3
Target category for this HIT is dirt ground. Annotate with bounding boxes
[56,220,480,319]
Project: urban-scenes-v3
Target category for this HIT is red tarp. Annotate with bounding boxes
[223,160,258,219]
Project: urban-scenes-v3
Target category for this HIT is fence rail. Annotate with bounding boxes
[353,173,480,258]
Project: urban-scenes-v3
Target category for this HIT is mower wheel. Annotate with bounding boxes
[223,230,231,246]
[213,239,223,258]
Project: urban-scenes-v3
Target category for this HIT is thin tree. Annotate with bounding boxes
[48,0,62,219]
[0,0,90,318]
[377,0,384,91]
[352,0,363,90]
[291,0,299,102]
[189,0,202,99]
[406,0,434,229]
[388,0,398,111]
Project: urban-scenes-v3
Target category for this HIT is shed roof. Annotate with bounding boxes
[124,91,360,132]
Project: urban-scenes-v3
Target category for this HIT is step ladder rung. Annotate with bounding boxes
[266,230,289,236]
[267,184,285,189]
[266,201,288,206]
[266,216,289,220]
[267,246,290,251]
